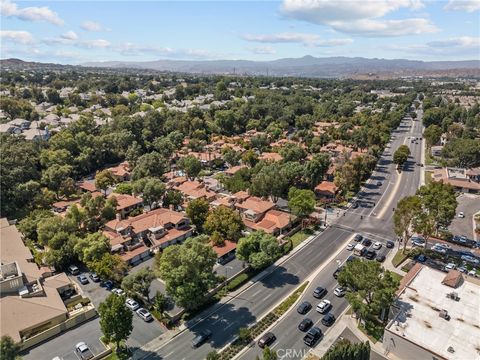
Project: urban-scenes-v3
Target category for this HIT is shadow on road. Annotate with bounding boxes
[260,266,300,289]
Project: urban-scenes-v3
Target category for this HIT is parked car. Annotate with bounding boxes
[376,254,386,262]
[333,267,343,279]
[445,263,456,271]
[351,202,359,209]
[321,313,336,327]
[316,299,331,314]
[346,243,355,251]
[458,266,467,273]
[334,287,346,297]
[136,308,153,322]
[458,212,465,218]
[112,288,125,296]
[432,245,447,254]
[68,265,80,275]
[313,286,327,299]
[468,269,477,277]
[258,332,276,348]
[192,329,212,348]
[298,318,313,332]
[102,280,114,290]
[365,250,376,260]
[77,275,89,285]
[386,240,395,248]
[361,239,372,247]
[75,342,93,360]
[303,327,322,346]
[297,301,312,315]
[89,273,100,282]
[411,237,426,247]
[373,242,382,250]
[125,298,140,311]
[376,181,382,186]
[354,234,363,242]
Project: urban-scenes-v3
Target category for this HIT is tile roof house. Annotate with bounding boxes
[211,240,237,264]
[108,193,144,219]
[106,161,132,182]
[259,152,283,162]
[174,180,217,204]
[103,208,193,264]
[432,167,480,192]
[314,181,338,201]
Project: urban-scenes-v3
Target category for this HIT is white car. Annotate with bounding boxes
[334,287,346,297]
[373,242,382,250]
[316,299,331,314]
[346,243,355,251]
[112,288,125,296]
[468,269,477,277]
[458,212,465,218]
[136,308,153,322]
[445,263,456,270]
[432,245,447,254]
[125,298,140,311]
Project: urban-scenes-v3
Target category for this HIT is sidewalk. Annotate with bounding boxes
[382,245,407,276]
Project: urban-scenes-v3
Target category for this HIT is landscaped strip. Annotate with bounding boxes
[217,281,309,360]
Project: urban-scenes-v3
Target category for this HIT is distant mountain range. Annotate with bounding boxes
[2,56,479,78]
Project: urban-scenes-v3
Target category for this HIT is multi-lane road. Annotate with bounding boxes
[139,107,424,360]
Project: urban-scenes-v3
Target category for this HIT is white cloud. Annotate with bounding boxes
[444,0,480,12]
[388,36,480,57]
[0,0,63,25]
[243,32,353,47]
[78,39,111,48]
[0,30,34,44]
[250,46,277,55]
[427,36,480,49]
[61,30,78,41]
[80,21,105,32]
[280,0,436,37]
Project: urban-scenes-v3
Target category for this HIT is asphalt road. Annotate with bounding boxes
[142,110,424,359]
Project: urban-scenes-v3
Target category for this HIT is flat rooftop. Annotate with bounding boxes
[387,266,480,360]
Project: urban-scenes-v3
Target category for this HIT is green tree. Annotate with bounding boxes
[95,170,116,195]
[132,152,166,180]
[178,155,202,180]
[204,206,245,242]
[152,291,168,313]
[155,236,217,309]
[442,138,480,168]
[41,164,73,194]
[423,124,442,148]
[89,253,129,282]
[133,177,166,208]
[279,144,306,163]
[304,153,331,188]
[74,232,110,264]
[121,267,155,300]
[236,231,282,270]
[0,335,21,360]
[17,209,54,241]
[186,198,210,231]
[322,339,370,360]
[206,351,220,360]
[338,259,399,326]
[288,187,315,219]
[393,145,410,167]
[223,148,241,167]
[98,294,133,351]
[393,196,421,253]
[163,189,183,210]
[115,182,133,195]
[242,149,259,168]
[262,346,277,360]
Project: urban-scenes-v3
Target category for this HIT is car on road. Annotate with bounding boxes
[192,329,212,348]
[298,318,313,332]
[458,212,465,218]
[77,274,89,285]
[89,273,100,282]
[125,298,140,311]
[75,342,93,360]
[303,327,322,346]
[333,266,343,279]
[112,288,125,296]
[386,240,395,248]
[373,241,382,250]
[316,299,331,314]
[297,301,312,314]
[321,313,336,327]
[346,243,355,251]
[258,332,276,348]
[361,239,372,247]
[376,254,386,262]
[334,287,346,297]
[68,265,80,275]
[136,308,153,322]
[354,234,363,242]
[313,286,327,299]
[365,250,376,260]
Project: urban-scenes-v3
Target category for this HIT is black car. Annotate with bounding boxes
[365,250,376,260]
[321,313,336,327]
[258,332,276,348]
[351,202,359,209]
[303,327,322,346]
[313,287,327,299]
[89,273,100,282]
[361,239,372,247]
[191,329,212,348]
[298,318,313,332]
[346,255,356,262]
[333,266,343,279]
[297,301,312,314]
[354,234,363,242]
[386,240,395,248]
[376,254,386,262]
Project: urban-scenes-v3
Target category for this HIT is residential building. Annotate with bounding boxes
[432,167,480,193]
[108,193,144,219]
[103,208,193,264]
[314,181,338,201]
[106,161,132,182]
[259,152,283,162]
[383,264,480,360]
[174,180,217,204]
[211,240,237,264]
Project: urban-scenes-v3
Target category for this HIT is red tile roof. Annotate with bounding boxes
[211,240,237,257]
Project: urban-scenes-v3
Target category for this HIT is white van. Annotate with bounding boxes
[68,265,79,275]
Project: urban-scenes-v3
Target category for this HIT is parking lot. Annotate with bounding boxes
[449,193,480,239]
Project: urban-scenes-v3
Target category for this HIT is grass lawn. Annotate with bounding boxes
[290,228,314,248]
[392,249,410,267]
[425,171,432,185]
[390,272,404,283]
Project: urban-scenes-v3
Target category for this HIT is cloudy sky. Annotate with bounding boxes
[1,0,479,64]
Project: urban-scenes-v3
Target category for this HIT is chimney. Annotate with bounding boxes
[169,204,174,211]
[116,212,122,221]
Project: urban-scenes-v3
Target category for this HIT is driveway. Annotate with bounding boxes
[449,193,480,239]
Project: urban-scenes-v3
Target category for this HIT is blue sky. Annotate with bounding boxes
[1,0,479,64]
